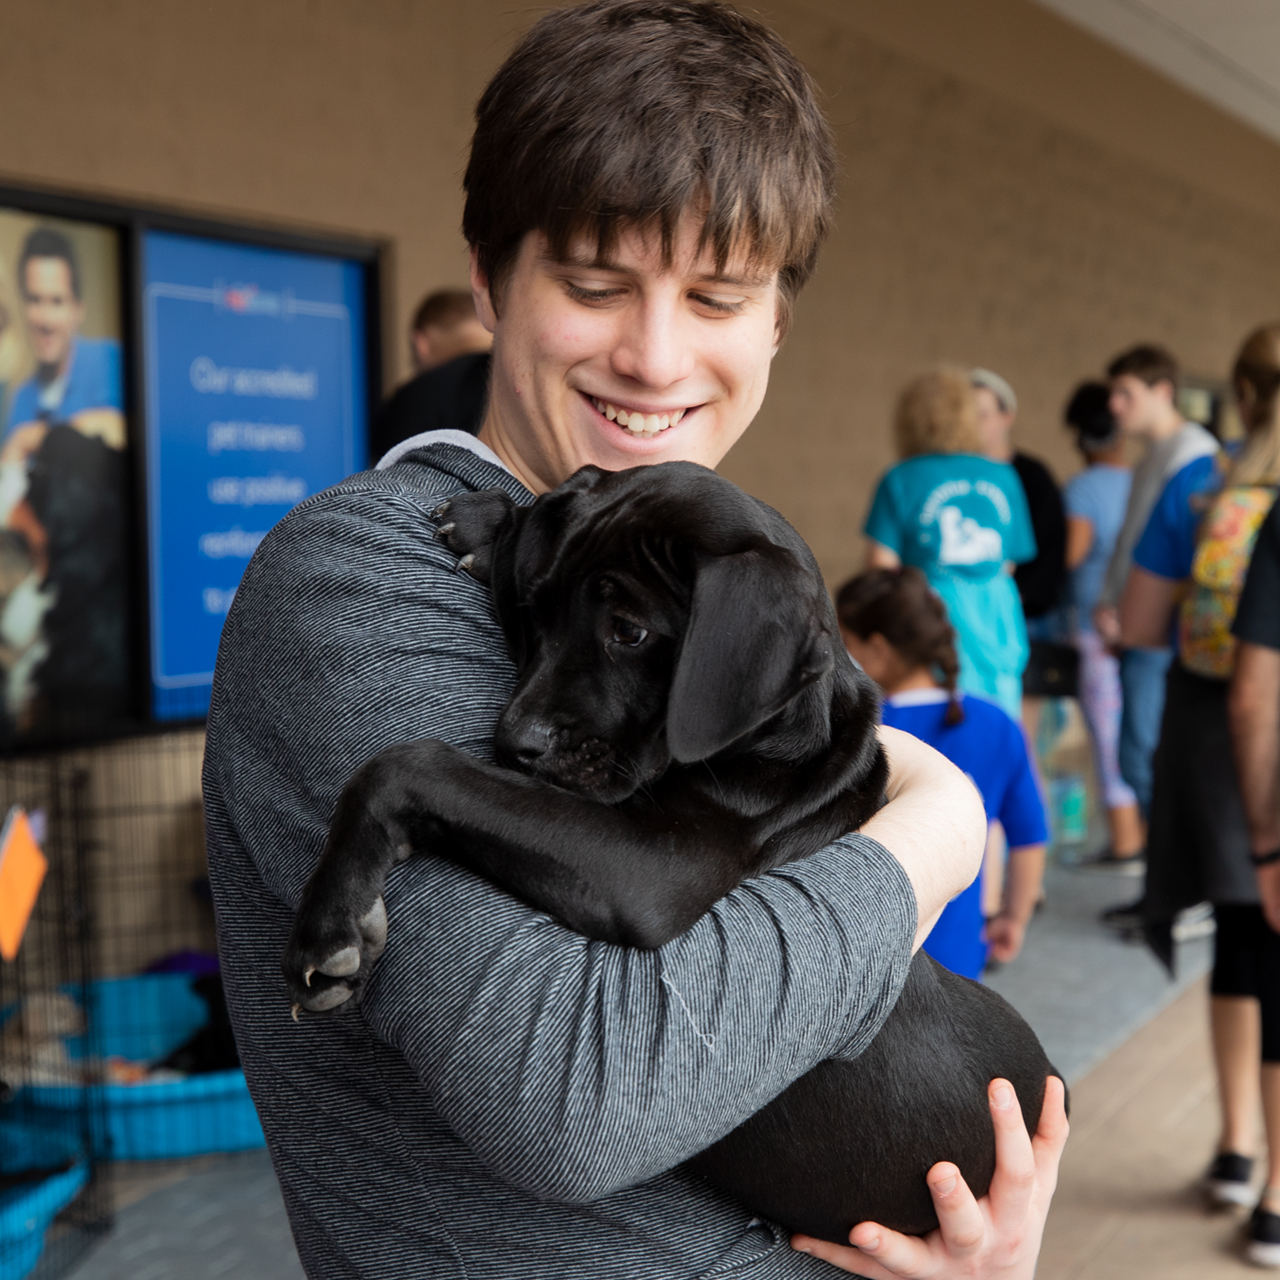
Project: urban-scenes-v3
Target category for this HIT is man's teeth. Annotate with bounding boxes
[591,398,687,436]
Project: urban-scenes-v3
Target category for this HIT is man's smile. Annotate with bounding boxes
[582,392,698,438]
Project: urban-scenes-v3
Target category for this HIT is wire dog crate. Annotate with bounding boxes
[0,758,108,1280]
[1,728,262,1280]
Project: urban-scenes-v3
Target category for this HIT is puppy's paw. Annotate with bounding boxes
[433,489,514,583]
[282,894,388,1018]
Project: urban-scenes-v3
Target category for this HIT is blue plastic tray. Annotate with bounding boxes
[0,1120,87,1280]
[26,974,265,1161]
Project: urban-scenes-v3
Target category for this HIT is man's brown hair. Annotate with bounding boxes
[1106,344,1180,392]
[411,289,477,335]
[462,0,836,333]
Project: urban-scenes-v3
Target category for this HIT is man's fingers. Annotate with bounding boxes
[986,1078,1038,1221]
[792,1223,934,1280]
[1032,1074,1070,1187]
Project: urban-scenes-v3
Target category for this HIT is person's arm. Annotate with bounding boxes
[1229,642,1280,931]
[1117,565,1179,649]
[865,726,986,949]
[985,844,1046,964]
[1065,515,1094,571]
[866,539,901,569]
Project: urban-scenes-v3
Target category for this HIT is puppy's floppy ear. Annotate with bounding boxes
[666,543,833,764]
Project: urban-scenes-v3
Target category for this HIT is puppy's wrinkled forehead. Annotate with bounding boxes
[512,462,782,600]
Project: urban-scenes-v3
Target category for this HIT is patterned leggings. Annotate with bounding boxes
[1075,629,1139,811]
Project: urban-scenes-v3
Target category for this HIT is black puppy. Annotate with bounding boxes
[283,461,1062,1242]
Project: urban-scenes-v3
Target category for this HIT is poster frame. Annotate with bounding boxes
[0,180,385,749]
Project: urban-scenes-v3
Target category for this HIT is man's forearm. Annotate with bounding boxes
[863,726,986,949]
[1230,642,1280,852]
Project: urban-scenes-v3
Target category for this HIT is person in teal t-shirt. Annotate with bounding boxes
[864,367,1036,717]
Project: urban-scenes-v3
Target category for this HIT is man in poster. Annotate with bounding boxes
[4,226,123,447]
[0,224,129,742]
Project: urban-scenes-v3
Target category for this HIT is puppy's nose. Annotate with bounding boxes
[499,718,556,768]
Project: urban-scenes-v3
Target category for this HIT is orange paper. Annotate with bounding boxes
[0,807,47,961]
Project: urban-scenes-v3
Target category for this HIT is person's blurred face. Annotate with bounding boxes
[22,257,82,373]
[1108,374,1173,437]
[841,628,912,691]
[472,215,780,494]
[973,385,1015,460]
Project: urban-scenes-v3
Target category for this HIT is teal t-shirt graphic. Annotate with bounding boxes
[864,453,1036,715]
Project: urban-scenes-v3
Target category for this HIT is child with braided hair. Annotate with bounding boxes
[836,567,1048,979]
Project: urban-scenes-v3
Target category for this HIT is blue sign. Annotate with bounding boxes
[142,230,368,720]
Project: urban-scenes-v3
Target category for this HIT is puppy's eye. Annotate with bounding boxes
[611,616,648,647]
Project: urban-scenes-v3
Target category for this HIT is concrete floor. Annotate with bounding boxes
[59,860,1229,1279]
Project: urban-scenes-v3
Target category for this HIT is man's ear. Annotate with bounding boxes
[469,246,498,333]
[666,544,833,764]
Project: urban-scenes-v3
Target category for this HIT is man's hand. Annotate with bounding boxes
[68,407,126,450]
[1092,604,1120,647]
[791,1075,1068,1279]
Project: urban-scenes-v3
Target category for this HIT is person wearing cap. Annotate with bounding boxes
[971,368,1067,631]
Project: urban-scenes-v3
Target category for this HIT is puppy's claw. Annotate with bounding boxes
[457,554,476,574]
[318,947,361,978]
[291,1003,301,1023]
[431,499,452,519]
[303,966,314,988]
[437,522,456,539]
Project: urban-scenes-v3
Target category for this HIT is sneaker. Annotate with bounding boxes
[1205,1152,1255,1208]
[1101,897,1144,930]
[1172,901,1216,944]
[1248,1202,1280,1267]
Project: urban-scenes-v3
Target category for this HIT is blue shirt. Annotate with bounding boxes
[1064,463,1131,627]
[881,688,1048,981]
[864,454,1036,716]
[1132,453,1220,582]
[6,336,123,432]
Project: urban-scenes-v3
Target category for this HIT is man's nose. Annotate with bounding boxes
[611,296,695,389]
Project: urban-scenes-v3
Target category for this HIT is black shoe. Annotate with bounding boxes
[1204,1152,1255,1208]
[1100,897,1144,930]
[1248,1200,1280,1266]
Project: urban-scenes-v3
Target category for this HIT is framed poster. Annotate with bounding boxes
[0,207,131,749]
[141,230,370,721]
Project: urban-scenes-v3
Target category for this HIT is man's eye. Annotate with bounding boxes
[611,617,648,646]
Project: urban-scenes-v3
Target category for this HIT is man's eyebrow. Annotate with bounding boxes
[543,250,773,289]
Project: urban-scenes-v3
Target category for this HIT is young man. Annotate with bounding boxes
[204,5,1065,1278]
[1092,347,1217,903]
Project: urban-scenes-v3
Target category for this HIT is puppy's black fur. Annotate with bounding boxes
[283,461,1063,1242]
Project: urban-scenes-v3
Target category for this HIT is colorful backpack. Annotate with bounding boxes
[1178,483,1277,678]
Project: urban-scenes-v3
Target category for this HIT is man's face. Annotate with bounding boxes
[472,217,780,493]
[973,386,1014,459]
[1109,374,1171,436]
[22,257,82,372]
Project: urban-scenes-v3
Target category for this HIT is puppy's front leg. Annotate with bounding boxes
[283,740,746,1013]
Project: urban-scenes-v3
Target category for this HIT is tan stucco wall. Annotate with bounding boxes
[0,0,1277,586]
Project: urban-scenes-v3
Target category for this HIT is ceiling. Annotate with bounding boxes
[1031,0,1280,144]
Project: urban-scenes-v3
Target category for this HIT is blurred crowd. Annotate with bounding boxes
[837,333,1280,1265]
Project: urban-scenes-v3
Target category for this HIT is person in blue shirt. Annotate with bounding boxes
[1,226,124,470]
[836,566,1049,980]
[1062,382,1143,867]
[864,366,1037,718]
